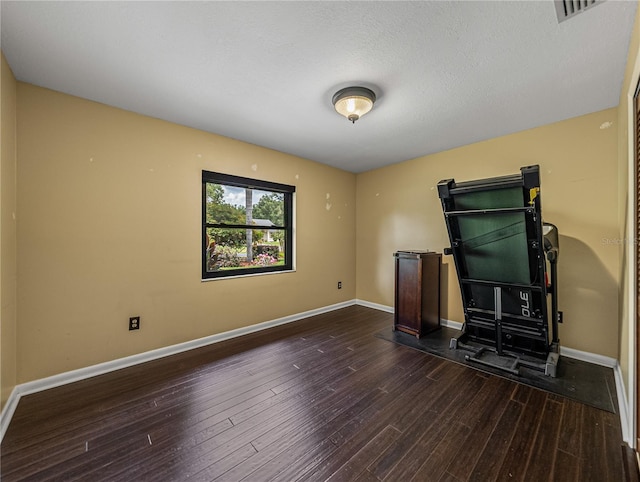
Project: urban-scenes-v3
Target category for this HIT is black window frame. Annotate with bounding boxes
[202,170,295,279]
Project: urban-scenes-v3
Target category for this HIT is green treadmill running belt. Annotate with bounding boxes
[453,186,523,210]
[458,212,530,284]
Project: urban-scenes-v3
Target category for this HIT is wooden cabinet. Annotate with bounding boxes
[394,251,441,338]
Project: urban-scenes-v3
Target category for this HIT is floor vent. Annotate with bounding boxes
[555,0,601,23]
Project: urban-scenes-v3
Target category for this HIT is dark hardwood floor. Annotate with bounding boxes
[0,305,624,481]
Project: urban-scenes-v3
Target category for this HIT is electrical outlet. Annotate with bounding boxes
[338,281,342,289]
[129,316,140,330]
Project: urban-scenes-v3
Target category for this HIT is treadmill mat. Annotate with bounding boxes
[375,326,617,413]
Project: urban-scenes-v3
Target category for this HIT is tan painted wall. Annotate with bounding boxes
[16,83,356,383]
[1,52,18,409]
[357,108,620,357]
[617,0,640,413]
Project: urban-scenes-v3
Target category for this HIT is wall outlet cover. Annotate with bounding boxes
[129,316,140,330]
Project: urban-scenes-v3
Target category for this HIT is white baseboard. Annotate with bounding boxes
[0,387,20,443]
[614,362,632,444]
[0,299,356,443]
[559,346,617,368]
[441,319,463,330]
[353,300,462,330]
[355,299,393,313]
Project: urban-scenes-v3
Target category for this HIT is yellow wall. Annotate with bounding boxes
[617,1,640,415]
[357,108,620,357]
[16,83,356,383]
[1,52,18,409]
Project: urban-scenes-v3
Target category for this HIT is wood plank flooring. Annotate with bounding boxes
[0,305,625,481]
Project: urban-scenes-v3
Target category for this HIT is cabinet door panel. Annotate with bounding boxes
[396,257,421,332]
[394,252,441,338]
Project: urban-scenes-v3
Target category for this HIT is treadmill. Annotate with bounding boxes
[437,165,561,377]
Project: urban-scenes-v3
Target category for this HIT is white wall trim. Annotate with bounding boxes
[354,300,463,330]
[0,299,356,443]
[355,299,393,313]
[559,346,617,368]
[441,319,463,330]
[0,387,20,443]
[616,361,632,444]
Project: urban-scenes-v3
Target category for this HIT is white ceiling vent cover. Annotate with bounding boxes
[555,0,601,23]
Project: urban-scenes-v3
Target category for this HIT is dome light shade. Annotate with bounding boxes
[332,86,376,123]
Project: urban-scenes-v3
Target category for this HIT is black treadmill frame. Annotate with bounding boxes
[438,165,560,377]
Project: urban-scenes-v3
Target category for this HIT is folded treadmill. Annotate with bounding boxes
[438,165,561,377]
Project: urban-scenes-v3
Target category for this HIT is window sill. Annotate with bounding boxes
[201,268,296,282]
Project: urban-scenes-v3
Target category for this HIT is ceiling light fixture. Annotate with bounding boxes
[332,86,376,124]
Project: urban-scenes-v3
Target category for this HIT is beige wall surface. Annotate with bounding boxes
[1,52,18,409]
[16,83,356,383]
[357,108,620,357]
[617,0,640,412]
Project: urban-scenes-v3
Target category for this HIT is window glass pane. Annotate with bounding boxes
[251,190,285,226]
[205,185,286,227]
[205,184,246,225]
[206,228,287,273]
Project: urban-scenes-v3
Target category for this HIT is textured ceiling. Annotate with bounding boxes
[1,1,637,173]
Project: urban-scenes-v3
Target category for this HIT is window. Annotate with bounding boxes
[202,171,295,279]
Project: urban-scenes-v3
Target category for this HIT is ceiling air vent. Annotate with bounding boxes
[555,0,601,23]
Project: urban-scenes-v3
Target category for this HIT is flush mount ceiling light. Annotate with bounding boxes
[332,86,376,124]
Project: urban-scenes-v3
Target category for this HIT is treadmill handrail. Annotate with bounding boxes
[444,206,535,217]
[459,278,545,292]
